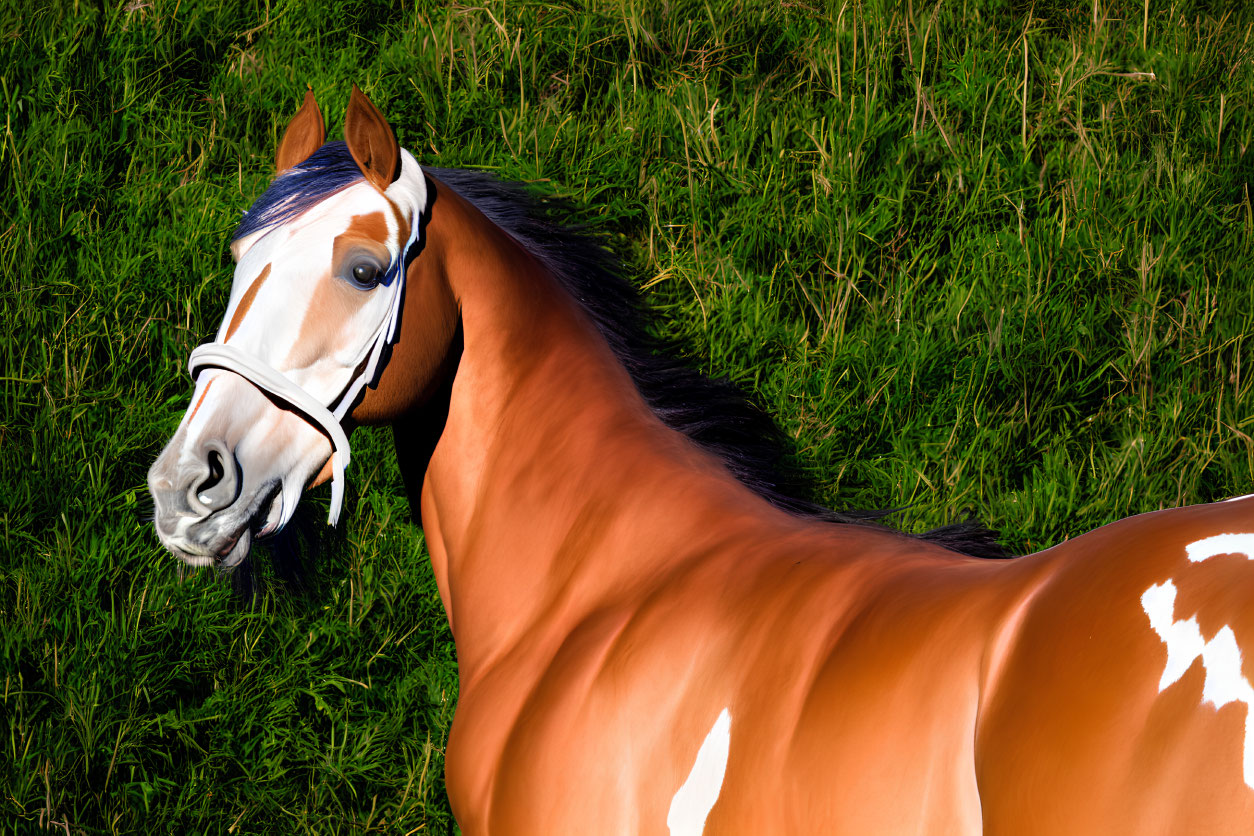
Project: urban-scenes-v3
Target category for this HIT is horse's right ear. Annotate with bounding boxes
[275,87,325,174]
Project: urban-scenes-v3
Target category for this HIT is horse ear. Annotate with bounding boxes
[344,83,401,191]
[276,87,325,174]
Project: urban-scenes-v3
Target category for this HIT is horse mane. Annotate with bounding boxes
[234,141,1007,559]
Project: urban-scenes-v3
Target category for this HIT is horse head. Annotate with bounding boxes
[147,87,456,568]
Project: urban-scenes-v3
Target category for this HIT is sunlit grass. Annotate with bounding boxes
[2,0,1252,831]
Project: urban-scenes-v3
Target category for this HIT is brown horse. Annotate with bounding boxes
[149,87,1254,834]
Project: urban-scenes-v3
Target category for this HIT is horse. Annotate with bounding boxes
[148,86,1254,834]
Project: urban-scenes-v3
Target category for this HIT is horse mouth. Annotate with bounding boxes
[215,527,253,569]
[159,482,284,570]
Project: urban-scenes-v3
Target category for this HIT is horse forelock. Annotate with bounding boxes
[234,141,368,242]
[233,141,426,266]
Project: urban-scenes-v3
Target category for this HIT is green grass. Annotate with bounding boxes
[2,0,1253,831]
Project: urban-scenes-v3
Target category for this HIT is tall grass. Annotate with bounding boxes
[2,0,1252,831]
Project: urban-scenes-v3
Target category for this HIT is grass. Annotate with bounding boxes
[2,0,1253,831]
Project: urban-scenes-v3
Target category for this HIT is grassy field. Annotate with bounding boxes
[3,0,1253,831]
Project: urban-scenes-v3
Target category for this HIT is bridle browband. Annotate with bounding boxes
[187,203,419,527]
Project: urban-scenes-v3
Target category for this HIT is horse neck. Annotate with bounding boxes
[407,180,770,682]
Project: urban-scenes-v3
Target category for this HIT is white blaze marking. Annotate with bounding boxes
[668,708,731,836]
[1142,531,1254,788]
[1187,532,1254,563]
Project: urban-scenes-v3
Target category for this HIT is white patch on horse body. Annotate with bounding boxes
[1186,532,1254,563]
[1142,580,1254,788]
[1224,493,1254,503]
[667,708,731,836]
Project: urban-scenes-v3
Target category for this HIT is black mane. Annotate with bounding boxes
[428,168,1008,560]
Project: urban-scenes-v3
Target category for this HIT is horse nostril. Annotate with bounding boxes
[198,449,225,502]
[191,443,241,513]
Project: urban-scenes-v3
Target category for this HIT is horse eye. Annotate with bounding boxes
[351,263,380,287]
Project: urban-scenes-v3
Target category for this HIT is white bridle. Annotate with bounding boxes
[187,193,418,527]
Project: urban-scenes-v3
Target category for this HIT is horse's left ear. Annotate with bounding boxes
[344,84,401,191]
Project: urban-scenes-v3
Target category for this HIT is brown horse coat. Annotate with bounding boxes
[411,180,1254,834]
[149,89,1254,834]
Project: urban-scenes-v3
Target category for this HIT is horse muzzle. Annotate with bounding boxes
[147,371,323,568]
[147,435,285,569]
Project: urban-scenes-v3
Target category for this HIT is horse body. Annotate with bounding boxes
[149,88,1254,833]
[397,171,1254,833]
